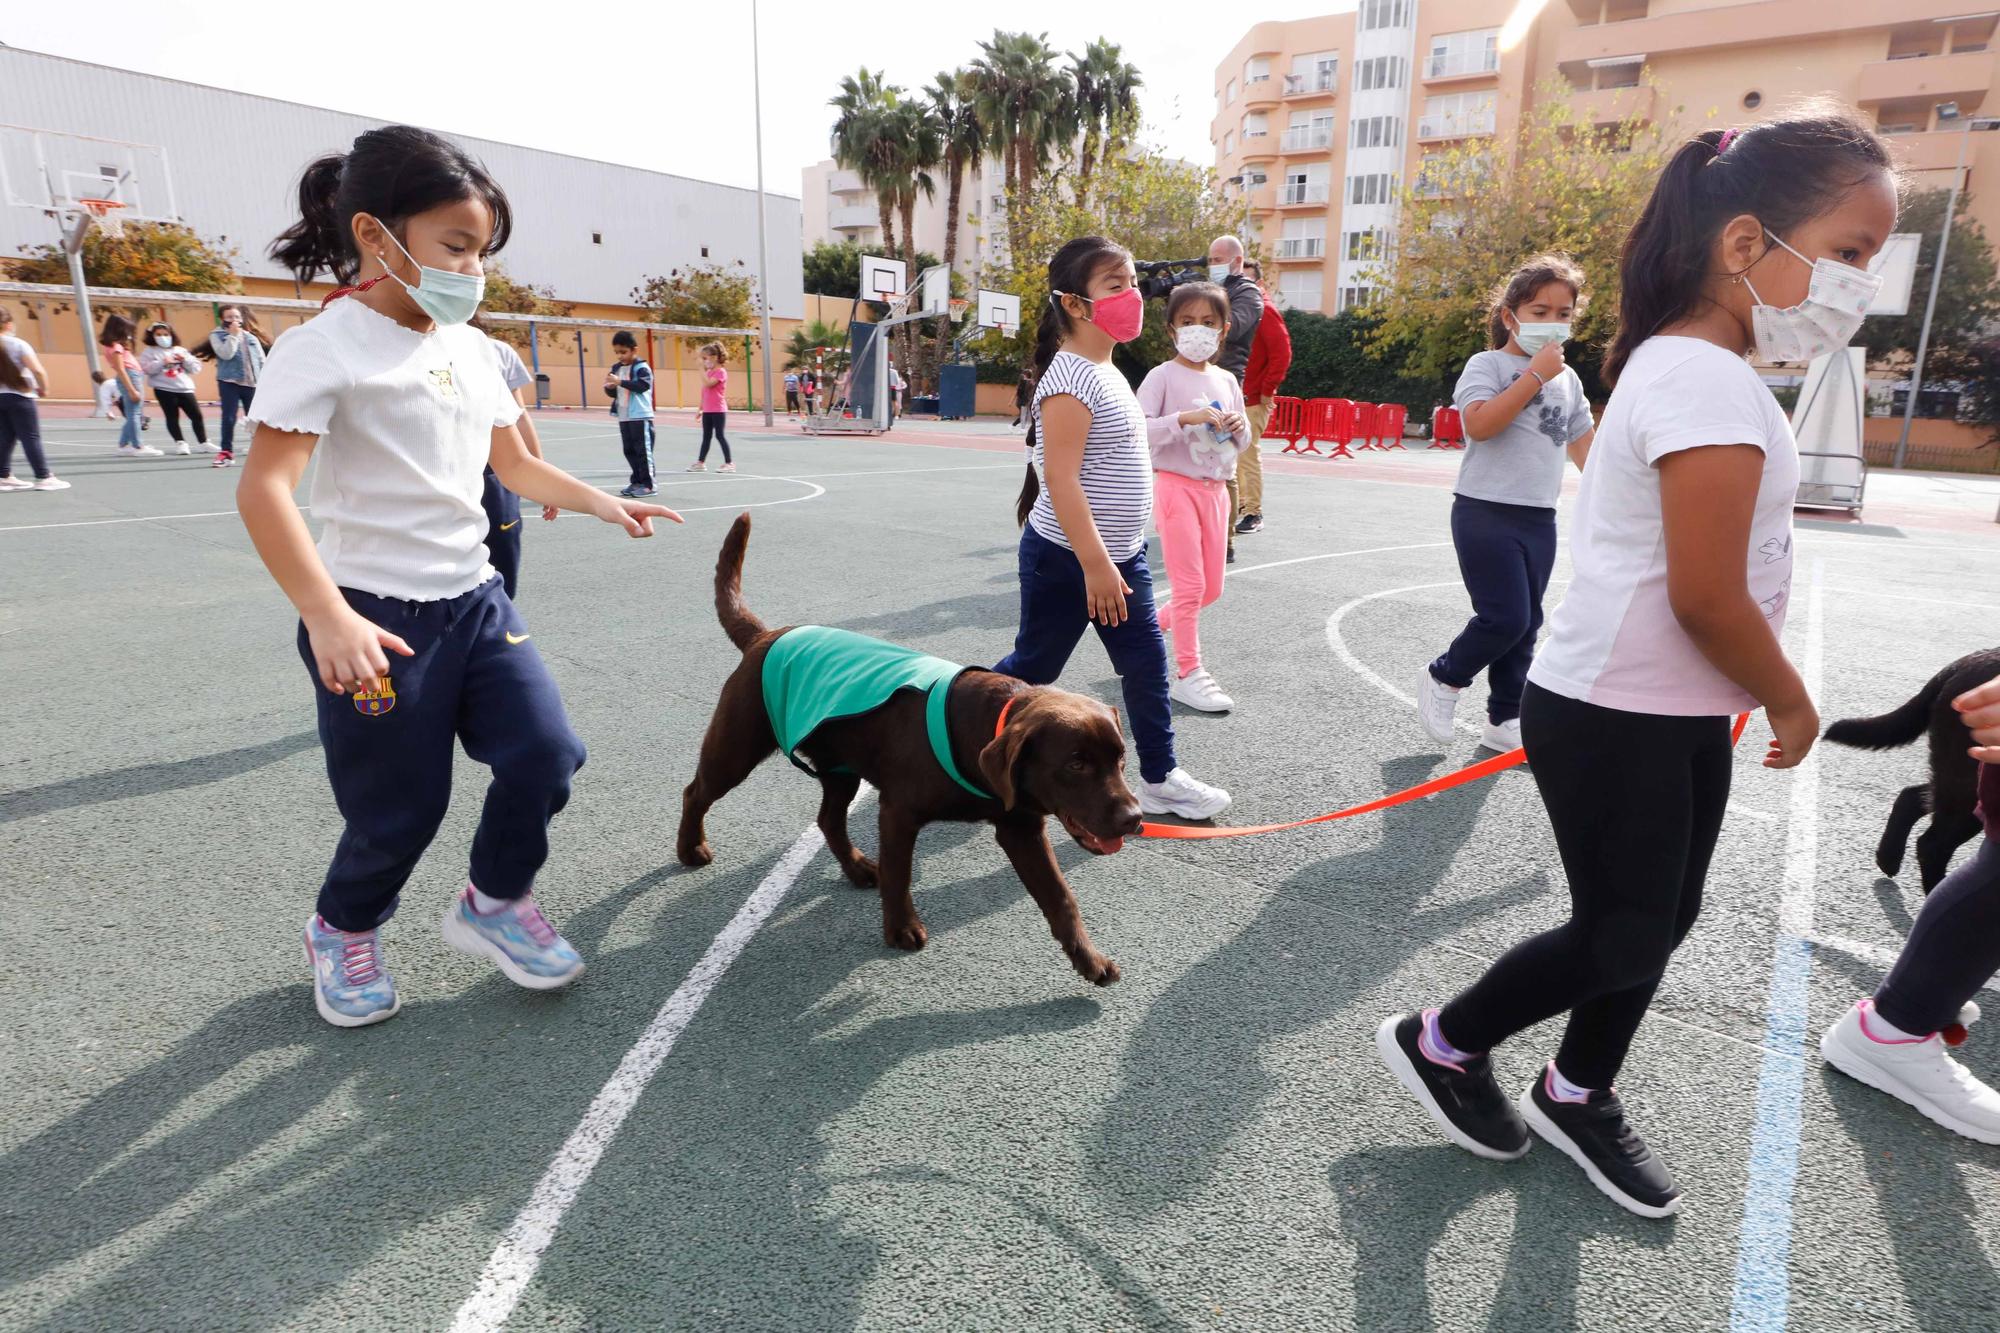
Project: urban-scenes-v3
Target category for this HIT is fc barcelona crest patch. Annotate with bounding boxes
[353,677,397,716]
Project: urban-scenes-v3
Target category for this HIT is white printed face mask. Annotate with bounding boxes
[1742,230,1882,363]
[1174,324,1222,362]
[1509,319,1570,356]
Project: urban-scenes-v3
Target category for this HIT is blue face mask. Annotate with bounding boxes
[373,222,485,326]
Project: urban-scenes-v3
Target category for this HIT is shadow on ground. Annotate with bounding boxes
[0,731,318,824]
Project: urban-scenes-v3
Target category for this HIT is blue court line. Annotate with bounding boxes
[1729,934,1815,1332]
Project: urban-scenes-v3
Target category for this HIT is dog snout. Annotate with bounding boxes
[1112,801,1143,837]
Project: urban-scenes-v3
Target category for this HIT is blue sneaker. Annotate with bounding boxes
[304,915,400,1028]
[440,886,584,989]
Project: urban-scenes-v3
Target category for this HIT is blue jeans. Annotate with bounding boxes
[116,381,142,449]
[219,380,255,453]
[995,524,1176,783]
[1429,495,1558,725]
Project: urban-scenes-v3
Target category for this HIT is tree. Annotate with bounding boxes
[1367,78,1678,389]
[1070,39,1143,213]
[478,264,573,347]
[830,69,906,265]
[970,30,1075,261]
[6,221,240,292]
[1861,188,2000,372]
[1277,309,1448,412]
[973,149,1251,381]
[783,320,851,375]
[630,262,757,348]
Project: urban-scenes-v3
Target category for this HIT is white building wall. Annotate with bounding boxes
[0,48,805,316]
[1335,2,1418,306]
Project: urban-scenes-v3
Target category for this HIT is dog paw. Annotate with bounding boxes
[677,839,714,868]
[843,854,879,888]
[884,918,929,951]
[1072,950,1121,987]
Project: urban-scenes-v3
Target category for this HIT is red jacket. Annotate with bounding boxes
[1243,296,1293,402]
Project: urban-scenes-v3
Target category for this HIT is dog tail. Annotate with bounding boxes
[1824,664,1955,750]
[714,512,767,652]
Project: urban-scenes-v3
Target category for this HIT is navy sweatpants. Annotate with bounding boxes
[1429,495,1558,725]
[995,524,1176,784]
[298,576,586,933]
[481,467,523,601]
[620,419,655,489]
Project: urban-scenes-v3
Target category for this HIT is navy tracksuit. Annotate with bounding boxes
[1428,495,1558,726]
[300,577,585,933]
[481,467,523,600]
[995,525,1176,784]
[620,420,655,490]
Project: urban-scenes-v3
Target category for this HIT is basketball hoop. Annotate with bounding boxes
[78,198,127,239]
[948,298,970,324]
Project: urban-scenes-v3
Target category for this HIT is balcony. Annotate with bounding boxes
[1416,108,1497,141]
[1280,126,1336,153]
[1275,237,1327,260]
[1857,50,1997,106]
[1283,71,1340,99]
[828,168,865,194]
[1882,126,2000,173]
[1424,52,1500,84]
[1277,182,1331,206]
[1574,83,1656,124]
[828,203,878,233]
[1244,74,1281,108]
[1557,0,1982,65]
[1238,180,1276,211]
[1240,136,1280,162]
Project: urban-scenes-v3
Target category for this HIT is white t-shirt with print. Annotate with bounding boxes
[1528,336,1798,717]
[247,298,523,603]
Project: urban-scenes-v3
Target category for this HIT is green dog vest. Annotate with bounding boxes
[760,626,989,798]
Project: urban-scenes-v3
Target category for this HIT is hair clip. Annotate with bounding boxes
[1717,127,1740,155]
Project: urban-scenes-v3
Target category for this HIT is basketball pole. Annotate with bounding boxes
[750,0,776,427]
[64,211,103,379]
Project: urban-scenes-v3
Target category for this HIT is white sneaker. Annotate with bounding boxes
[127,444,164,457]
[686,461,706,472]
[0,477,31,492]
[1480,717,1523,752]
[30,477,71,491]
[175,442,192,455]
[1169,668,1234,713]
[1820,998,2000,1144]
[719,462,737,473]
[1416,670,1462,744]
[1138,766,1231,820]
[200,441,220,453]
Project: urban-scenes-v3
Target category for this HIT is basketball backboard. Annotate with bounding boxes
[0,125,177,223]
[860,253,906,302]
[976,289,1021,333]
[1867,232,1920,318]
[920,265,950,316]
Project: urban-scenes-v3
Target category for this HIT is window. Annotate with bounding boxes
[1347,172,1397,205]
[1245,56,1272,83]
[1343,228,1384,261]
[1227,78,1237,104]
[1287,51,1339,95]
[1359,0,1409,30]
[1589,55,1644,89]
[1742,90,1763,109]
[1224,131,1236,155]
[1357,55,1407,92]
[700,245,709,257]
[1352,115,1403,149]
[1243,167,1269,187]
[1281,165,1329,204]
[1243,113,1269,138]
[1278,270,1324,310]
[1338,285,1376,312]
[1427,28,1499,79]
[591,231,602,245]
[1283,111,1335,151]
[1278,216,1327,258]
[1419,91,1497,140]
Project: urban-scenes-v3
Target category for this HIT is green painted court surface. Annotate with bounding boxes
[4,411,2000,1332]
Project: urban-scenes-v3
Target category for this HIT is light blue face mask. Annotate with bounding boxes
[1208,262,1232,284]
[374,222,485,326]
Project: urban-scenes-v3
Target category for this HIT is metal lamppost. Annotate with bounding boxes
[750,0,777,427]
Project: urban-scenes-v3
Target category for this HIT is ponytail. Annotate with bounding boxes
[268,125,513,286]
[1607,107,1890,384]
[1014,234,1133,527]
[0,308,28,393]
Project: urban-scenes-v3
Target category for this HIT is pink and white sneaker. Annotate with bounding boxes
[1821,998,2000,1144]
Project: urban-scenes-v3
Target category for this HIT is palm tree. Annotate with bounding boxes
[926,68,983,371]
[784,320,848,374]
[830,69,904,262]
[886,98,942,304]
[1070,40,1143,212]
[970,30,1074,261]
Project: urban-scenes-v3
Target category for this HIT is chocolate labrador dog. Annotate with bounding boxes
[677,514,1144,985]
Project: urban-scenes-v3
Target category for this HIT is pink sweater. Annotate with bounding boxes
[1136,358,1247,482]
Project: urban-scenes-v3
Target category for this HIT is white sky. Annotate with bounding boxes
[3,1,1353,197]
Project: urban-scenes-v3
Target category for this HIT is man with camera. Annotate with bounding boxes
[1206,235,1263,560]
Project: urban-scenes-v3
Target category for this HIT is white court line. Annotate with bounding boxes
[449,792,870,1333]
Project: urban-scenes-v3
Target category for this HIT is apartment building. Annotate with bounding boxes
[801,154,1015,288]
[1217,0,2000,315]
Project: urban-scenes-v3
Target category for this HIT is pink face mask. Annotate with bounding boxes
[1057,286,1145,343]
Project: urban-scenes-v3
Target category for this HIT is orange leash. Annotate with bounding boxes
[1139,712,1752,841]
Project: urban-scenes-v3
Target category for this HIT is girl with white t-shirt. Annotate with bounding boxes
[1378,112,1897,1218]
[239,125,680,1029]
[997,235,1228,820]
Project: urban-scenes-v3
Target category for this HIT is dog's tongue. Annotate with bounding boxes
[1082,831,1125,855]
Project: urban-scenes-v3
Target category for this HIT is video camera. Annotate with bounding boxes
[1135,258,1214,302]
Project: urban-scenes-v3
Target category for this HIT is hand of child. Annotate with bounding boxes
[1955,673,2000,762]
[592,491,684,538]
[1085,559,1131,627]
[1178,406,1224,429]
[1528,340,1566,383]
[1763,698,1821,770]
[541,504,561,523]
[1220,411,1248,439]
[304,604,415,696]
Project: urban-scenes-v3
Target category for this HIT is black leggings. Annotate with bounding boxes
[1439,682,1733,1088]
[153,388,207,444]
[0,394,49,480]
[1875,836,2000,1033]
[699,411,731,463]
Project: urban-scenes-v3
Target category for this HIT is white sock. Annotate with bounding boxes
[1862,1000,1923,1043]
[469,884,510,915]
[1547,1062,1596,1104]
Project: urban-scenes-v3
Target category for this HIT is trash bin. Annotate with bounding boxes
[534,373,551,408]
[938,364,976,420]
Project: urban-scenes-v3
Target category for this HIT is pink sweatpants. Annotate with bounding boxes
[1152,469,1230,678]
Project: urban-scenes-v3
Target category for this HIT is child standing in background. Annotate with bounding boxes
[139,321,210,454]
[692,340,733,472]
[1137,281,1249,714]
[605,330,655,497]
[0,306,67,491]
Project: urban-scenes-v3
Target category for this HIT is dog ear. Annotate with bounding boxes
[978,715,1029,810]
